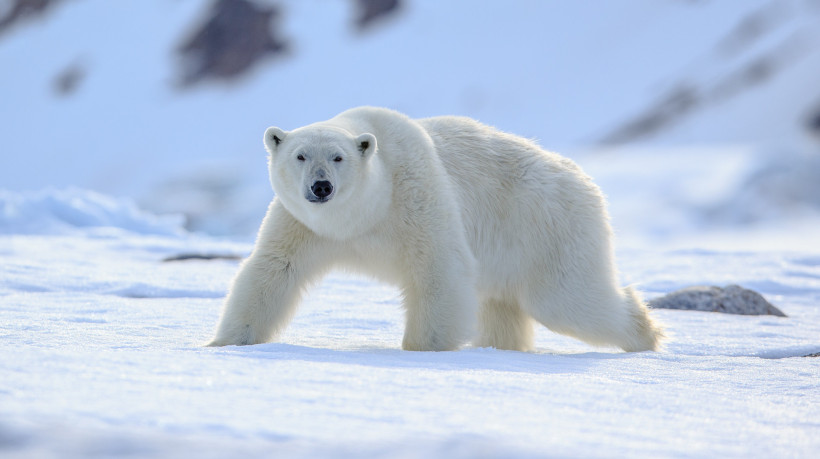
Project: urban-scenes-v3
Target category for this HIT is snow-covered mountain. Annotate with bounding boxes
[1,0,819,242]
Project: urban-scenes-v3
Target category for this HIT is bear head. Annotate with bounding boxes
[263,124,379,236]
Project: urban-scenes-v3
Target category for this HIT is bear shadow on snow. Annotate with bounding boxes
[208,342,628,376]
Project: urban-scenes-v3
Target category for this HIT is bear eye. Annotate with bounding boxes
[296,154,305,161]
[333,156,343,162]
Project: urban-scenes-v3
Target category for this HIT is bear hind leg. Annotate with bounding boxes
[475,297,534,352]
[618,286,665,352]
[522,284,663,352]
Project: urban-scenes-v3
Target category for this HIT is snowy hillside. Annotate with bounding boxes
[1,0,820,238]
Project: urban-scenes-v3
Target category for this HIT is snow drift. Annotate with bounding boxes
[0,188,185,236]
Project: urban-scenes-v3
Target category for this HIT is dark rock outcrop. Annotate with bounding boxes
[0,0,63,36]
[354,0,402,30]
[807,105,820,136]
[649,284,786,316]
[162,253,242,262]
[53,60,85,96]
[177,0,287,87]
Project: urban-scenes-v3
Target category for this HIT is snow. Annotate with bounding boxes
[0,188,185,236]
[2,0,820,457]
[1,225,819,458]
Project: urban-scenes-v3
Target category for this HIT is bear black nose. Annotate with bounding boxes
[311,180,333,199]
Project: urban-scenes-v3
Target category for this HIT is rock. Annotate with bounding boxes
[0,0,63,36]
[176,0,287,87]
[807,105,820,137]
[162,253,242,262]
[354,0,402,30]
[600,84,700,144]
[648,284,786,316]
[53,60,85,96]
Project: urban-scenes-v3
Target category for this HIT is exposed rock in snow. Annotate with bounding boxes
[0,0,63,36]
[176,0,287,87]
[354,0,402,30]
[162,253,243,262]
[649,284,786,316]
[52,58,85,96]
[807,103,820,136]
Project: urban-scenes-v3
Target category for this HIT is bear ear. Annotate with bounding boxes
[264,127,287,152]
[356,133,377,158]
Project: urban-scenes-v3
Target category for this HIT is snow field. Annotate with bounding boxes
[1,225,818,458]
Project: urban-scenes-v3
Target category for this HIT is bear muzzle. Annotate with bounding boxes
[308,180,334,203]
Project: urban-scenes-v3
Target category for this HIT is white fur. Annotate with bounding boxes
[208,107,663,352]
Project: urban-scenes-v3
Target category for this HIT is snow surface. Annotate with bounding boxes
[1,193,819,458]
[2,0,820,457]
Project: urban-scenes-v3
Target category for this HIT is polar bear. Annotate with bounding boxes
[208,106,663,352]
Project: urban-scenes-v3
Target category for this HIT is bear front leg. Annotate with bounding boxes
[207,202,326,346]
[207,254,301,346]
[400,240,478,352]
